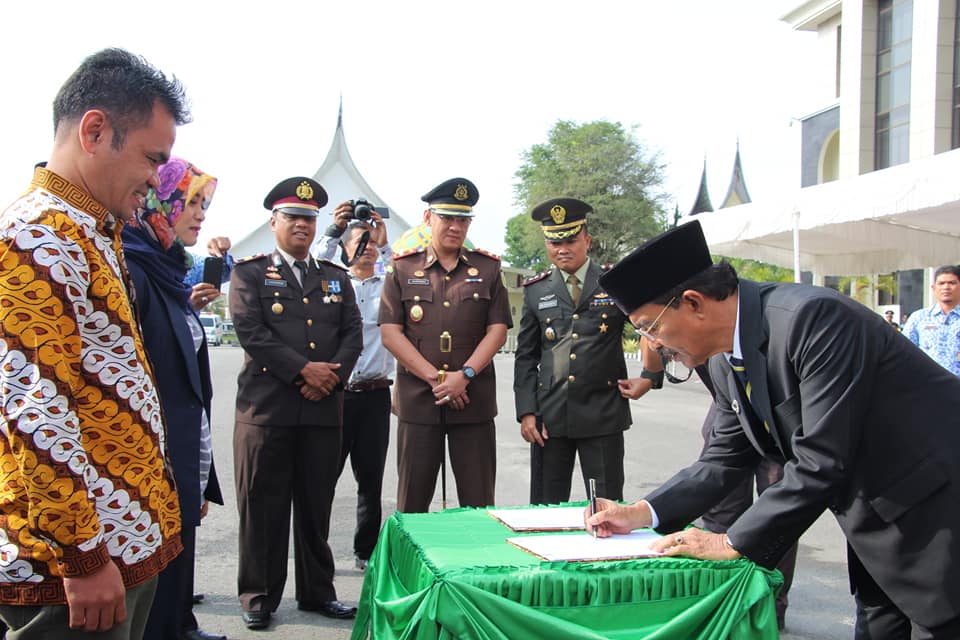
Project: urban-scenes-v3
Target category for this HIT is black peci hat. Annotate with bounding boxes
[599,220,714,314]
[263,177,328,216]
[530,197,591,241]
[421,177,478,217]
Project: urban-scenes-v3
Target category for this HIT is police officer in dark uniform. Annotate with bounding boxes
[514,198,661,505]
[379,178,512,513]
[229,177,362,630]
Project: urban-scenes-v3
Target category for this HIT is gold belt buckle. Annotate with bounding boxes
[440,331,452,353]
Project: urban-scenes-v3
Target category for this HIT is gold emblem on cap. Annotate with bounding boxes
[296,181,314,201]
[410,304,424,322]
[468,267,479,276]
[545,327,556,341]
[272,302,284,314]
[550,205,566,224]
[454,184,469,201]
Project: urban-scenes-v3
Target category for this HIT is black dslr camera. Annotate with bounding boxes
[351,198,374,221]
[349,198,390,221]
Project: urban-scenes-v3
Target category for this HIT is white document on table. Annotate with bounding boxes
[507,529,664,562]
[487,506,587,531]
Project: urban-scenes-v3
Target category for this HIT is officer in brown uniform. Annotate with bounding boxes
[229,177,363,630]
[380,177,512,513]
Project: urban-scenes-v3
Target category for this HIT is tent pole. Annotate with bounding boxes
[793,209,801,283]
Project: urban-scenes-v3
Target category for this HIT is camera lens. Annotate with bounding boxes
[353,198,372,220]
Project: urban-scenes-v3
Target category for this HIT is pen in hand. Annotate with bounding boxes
[588,478,598,538]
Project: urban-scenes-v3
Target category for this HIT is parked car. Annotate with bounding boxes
[199,313,223,346]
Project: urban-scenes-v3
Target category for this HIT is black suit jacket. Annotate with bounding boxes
[646,279,960,627]
[514,261,630,437]
[230,251,362,427]
[126,257,223,528]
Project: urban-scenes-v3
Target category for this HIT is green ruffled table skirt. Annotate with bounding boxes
[352,506,782,639]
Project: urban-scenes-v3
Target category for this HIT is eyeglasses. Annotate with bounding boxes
[633,296,676,342]
[434,214,472,224]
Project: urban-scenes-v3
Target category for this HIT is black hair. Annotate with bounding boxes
[934,265,960,280]
[53,48,191,149]
[650,260,739,307]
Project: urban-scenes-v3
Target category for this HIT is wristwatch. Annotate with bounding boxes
[462,366,476,381]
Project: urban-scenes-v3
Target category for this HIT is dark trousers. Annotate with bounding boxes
[396,419,496,513]
[234,422,340,613]
[0,577,156,640]
[338,388,391,559]
[143,525,196,640]
[850,548,960,639]
[699,404,797,622]
[531,432,624,505]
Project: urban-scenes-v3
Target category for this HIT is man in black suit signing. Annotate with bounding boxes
[587,220,960,638]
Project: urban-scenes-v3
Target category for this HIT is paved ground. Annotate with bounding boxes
[192,348,854,639]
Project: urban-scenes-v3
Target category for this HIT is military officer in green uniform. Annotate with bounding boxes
[380,178,513,513]
[514,198,662,504]
[229,177,363,630]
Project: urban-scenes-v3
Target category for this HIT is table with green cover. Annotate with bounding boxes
[352,505,783,640]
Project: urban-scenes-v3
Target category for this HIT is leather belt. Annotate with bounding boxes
[346,378,393,393]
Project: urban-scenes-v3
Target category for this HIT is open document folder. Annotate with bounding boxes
[487,506,589,531]
[507,529,664,562]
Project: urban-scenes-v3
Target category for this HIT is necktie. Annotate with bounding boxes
[294,260,308,285]
[567,274,580,306]
[729,356,769,432]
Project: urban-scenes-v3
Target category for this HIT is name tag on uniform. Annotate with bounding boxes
[538,298,559,310]
[265,279,287,287]
[466,277,483,283]
[407,278,430,285]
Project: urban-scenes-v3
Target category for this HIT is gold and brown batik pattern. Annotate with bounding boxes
[0,167,181,605]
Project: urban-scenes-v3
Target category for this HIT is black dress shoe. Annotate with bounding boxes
[298,600,357,619]
[182,630,227,640]
[241,611,271,630]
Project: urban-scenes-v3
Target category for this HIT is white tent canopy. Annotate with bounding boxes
[695,148,960,276]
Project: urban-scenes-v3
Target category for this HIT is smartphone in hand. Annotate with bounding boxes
[202,256,225,291]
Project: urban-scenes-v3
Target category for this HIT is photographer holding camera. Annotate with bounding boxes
[313,199,395,570]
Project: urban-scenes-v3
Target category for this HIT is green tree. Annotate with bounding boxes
[504,120,669,268]
[722,257,795,283]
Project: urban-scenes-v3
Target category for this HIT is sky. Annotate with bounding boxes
[0,1,820,259]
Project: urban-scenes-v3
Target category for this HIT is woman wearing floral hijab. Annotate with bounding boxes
[122,158,226,640]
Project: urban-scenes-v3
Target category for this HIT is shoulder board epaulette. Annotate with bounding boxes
[236,253,268,264]
[317,258,348,272]
[393,248,424,260]
[522,270,551,286]
[471,247,501,261]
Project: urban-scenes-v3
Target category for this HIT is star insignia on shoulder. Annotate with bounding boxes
[471,247,501,261]
[521,270,551,286]
[236,253,268,264]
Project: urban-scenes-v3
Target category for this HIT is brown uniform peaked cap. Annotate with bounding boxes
[599,220,713,314]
